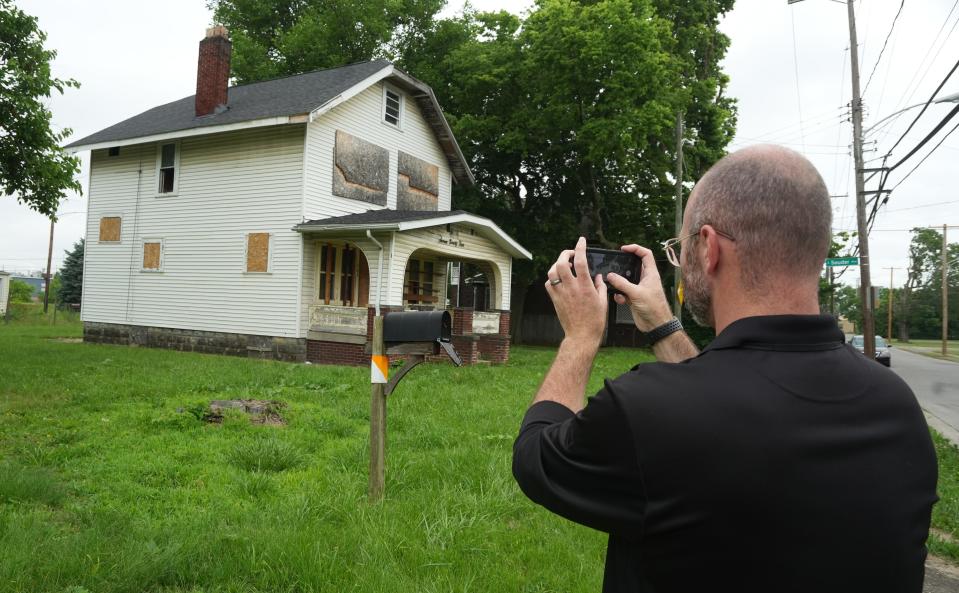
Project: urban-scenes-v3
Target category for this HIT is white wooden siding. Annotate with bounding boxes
[302,81,452,220]
[82,125,306,337]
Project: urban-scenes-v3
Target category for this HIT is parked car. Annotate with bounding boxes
[849,335,891,367]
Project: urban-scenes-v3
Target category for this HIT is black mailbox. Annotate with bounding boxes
[384,310,452,344]
[383,310,461,367]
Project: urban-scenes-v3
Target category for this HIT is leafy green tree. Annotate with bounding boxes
[895,228,959,340]
[835,284,862,332]
[208,0,445,84]
[0,0,82,217]
[7,278,34,304]
[57,238,83,307]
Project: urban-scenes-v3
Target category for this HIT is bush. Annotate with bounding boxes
[8,278,35,304]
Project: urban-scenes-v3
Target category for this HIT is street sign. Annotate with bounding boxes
[825,257,859,267]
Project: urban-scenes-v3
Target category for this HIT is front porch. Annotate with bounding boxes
[294,210,530,366]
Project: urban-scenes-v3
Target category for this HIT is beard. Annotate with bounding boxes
[683,246,714,328]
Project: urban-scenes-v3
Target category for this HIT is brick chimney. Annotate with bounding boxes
[195,26,231,117]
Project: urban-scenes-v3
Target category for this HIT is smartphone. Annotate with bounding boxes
[585,248,642,293]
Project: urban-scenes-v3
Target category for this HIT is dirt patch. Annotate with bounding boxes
[182,400,287,425]
[50,337,83,344]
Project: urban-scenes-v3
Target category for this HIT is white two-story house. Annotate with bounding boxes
[66,27,530,365]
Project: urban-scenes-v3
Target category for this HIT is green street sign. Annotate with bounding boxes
[825,257,859,267]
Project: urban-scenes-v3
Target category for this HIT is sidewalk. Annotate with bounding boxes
[925,556,959,592]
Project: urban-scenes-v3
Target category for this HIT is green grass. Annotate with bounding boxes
[894,339,959,363]
[0,319,651,593]
[930,431,959,562]
[3,320,957,593]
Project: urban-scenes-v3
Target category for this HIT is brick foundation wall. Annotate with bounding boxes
[306,340,367,366]
[83,322,306,362]
[478,334,510,364]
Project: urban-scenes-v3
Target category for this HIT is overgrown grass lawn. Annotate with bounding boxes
[0,321,653,593]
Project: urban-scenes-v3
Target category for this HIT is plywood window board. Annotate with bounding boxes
[247,233,270,273]
[142,241,162,271]
[99,217,121,242]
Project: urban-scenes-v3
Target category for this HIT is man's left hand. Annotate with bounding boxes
[545,237,608,349]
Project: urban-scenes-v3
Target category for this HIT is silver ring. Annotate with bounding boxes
[550,278,562,286]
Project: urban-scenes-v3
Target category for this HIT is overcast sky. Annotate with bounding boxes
[4,0,959,289]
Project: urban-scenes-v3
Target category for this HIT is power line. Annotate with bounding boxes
[887,57,959,156]
[862,0,904,96]
[891,118,959,191]
[888,0,959,119]
[790,8,807,152]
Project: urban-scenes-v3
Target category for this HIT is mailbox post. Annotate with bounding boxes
[368,310,462,502]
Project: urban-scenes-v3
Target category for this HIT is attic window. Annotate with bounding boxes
[383,87,402,127]
[108,147,120,157]
[156,142,179,194]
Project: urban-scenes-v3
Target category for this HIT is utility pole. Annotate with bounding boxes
[673,112,684,320]
[43,218,55,314]
[943,224,949,356]
[829,267,836,317]
[882,267,901,341]
[846,0,876,359]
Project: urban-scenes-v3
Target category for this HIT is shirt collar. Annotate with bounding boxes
[701,315,846,353]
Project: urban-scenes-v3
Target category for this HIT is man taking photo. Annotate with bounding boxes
[512,145,938,592]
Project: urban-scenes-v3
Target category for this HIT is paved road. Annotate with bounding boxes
[889,350,959,591]
[891,348,959,445]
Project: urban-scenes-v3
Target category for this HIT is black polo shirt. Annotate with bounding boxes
[513,315,938,593]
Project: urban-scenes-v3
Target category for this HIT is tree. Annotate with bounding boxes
[7,278,34,304]
[0,0,82,217]
[57,238,83,307]
[208,0,445,84]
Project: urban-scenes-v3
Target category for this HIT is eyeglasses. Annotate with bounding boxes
[662,227,736,268]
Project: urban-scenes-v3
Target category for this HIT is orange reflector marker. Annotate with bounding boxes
[371,354,389,384]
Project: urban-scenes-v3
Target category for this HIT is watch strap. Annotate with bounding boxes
[647,317,683,345]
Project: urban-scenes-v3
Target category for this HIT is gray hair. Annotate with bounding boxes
[688,145,832,291]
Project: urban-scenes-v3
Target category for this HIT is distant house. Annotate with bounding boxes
[0,271,10,314]
[65,27,530,365]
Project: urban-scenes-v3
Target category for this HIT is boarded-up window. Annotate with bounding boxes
[246,233,270,273]
[142,241,162,271]
[99,217,121,242]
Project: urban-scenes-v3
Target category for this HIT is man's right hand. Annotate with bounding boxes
[607,244,674,333]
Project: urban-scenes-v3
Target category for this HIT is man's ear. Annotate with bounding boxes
[702,225,721,275]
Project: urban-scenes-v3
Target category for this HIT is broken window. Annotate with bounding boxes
[157,142,178,194]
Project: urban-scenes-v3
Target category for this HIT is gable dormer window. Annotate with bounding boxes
[156,142,179,195]
[383,87,402,128]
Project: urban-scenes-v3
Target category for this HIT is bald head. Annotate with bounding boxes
[687,145,832,292]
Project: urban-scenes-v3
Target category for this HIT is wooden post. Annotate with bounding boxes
[369,315,386,502]
[673,111,684,320]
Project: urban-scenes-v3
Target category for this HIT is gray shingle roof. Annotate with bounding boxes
[65,60,391,148]
[302,210,468,226]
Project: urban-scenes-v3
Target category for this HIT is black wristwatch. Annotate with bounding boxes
[647,317,683,345]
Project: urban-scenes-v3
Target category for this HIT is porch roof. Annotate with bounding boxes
[294,210,532,260]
